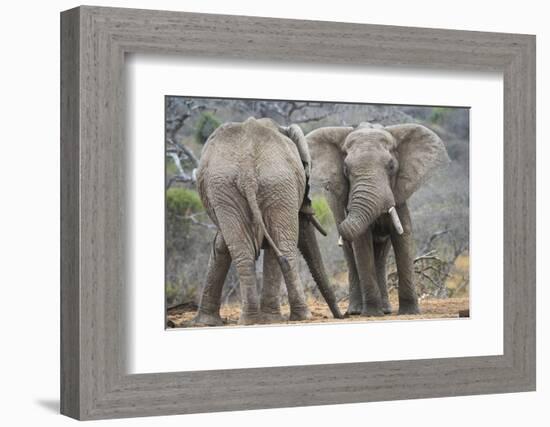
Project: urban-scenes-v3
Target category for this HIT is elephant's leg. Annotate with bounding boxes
[389,204,420,315]
[260,247,285,323]
[352,228,384,317]
[269,236,310,321]
[343,242,362,315]
[267,215,311,321]
[374,238,392,314]
[279,241,311,321]
[214,208,261,325]
[231,252,261,325]
[192,232,231,326]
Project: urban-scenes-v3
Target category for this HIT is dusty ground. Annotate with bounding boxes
[167,295,470,328]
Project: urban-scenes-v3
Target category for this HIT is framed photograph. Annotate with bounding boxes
[61,6,536,420]
[163,96,470,330]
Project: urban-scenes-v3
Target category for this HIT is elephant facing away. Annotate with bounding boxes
[307,123,449,316]
[193,117,342,325]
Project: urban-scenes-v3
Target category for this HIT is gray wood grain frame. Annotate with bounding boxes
[60,6,536,420]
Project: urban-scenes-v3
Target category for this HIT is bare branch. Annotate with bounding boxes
[168,112,191,138]
[418,271,440,289]
[167,152,186,177]
[165,102,211,188]
[167,138,199,167]
[413,250,444,263]
[421,229,450,253]
[166,174,194,189]
[167,103,208,140]
[165,138,199,189]
[288,101,324,118]
[175,212,216,230]
[292,112,333,124]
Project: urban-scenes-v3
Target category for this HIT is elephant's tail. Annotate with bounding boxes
[243,185,290,272]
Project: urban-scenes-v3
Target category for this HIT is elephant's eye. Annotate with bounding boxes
[386,158,398,175]
[343,164,349,177]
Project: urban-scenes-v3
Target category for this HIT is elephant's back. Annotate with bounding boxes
[251,122,306,206]
[197,118,305,216]
[203,117,303,175]
[200,118,295,162]
[199,121,247,164]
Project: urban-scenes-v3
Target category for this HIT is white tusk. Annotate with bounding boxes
[338,235,344,246]
[388,206,404,235]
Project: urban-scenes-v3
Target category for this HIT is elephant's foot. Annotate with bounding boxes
[191,310,223,327]
[381,299,393,315]
[398,301,420,315]
[289,306,312,321]
[345,299,363,316]
[238,311,261,325]
[260,310,286,324]
[361,304,385,317]
[260,299,283,322]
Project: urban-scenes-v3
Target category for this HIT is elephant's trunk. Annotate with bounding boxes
[338,177,395,242]
[298,215,343,319]
[338,211,372,243]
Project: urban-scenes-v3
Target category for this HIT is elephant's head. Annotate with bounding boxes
[309,123,449,242]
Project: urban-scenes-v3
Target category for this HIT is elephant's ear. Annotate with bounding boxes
[386,124,450,205]
[306,127,354,220]
[280,124,311,178]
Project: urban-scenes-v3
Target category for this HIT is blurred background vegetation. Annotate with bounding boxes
[165,97,469,309]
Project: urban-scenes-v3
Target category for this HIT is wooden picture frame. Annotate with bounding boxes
[60,5,536,420]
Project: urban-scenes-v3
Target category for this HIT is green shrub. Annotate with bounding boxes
[194,112,221,145]
[312,195,334,229]
[165,281,180,306]
[166,188,204,217]
[429,107,451,125]
[165,188,207,255]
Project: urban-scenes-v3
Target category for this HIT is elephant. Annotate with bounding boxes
[307,122,449,317]
[192,117,342,326]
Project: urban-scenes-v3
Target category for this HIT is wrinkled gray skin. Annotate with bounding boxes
[193,117,342,326]
[307,123,449,316]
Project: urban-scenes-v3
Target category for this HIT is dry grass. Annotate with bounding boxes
[167,295,469,328]
[445,252,469,297]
